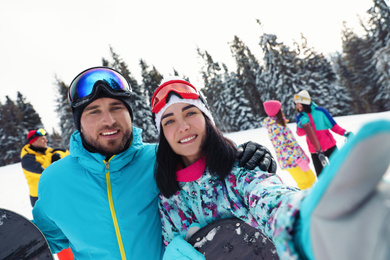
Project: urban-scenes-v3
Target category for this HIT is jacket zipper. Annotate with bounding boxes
[105,158,127,260]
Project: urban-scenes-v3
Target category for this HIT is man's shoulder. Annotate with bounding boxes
[133,142,157,158]
[43,155,75,173]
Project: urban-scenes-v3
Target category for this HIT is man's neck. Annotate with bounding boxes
[80,133,133,159]
[30,145,47,154]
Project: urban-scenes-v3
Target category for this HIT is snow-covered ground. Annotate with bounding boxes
[1,111,390,221]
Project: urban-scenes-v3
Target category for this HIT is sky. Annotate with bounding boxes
[0,0,375,132]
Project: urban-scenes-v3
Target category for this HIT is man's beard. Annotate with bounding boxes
[83,128,132,157]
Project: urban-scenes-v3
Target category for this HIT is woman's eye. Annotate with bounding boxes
[163,119,174,126]
[187,111,197,117]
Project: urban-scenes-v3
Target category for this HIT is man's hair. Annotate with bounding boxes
[154,115,237,198]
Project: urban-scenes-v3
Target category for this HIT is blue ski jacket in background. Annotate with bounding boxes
[32,127,164,260]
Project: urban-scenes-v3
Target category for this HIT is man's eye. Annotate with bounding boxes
[89,110,100,114]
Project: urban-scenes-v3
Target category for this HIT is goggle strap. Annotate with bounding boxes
[71,82,131,108]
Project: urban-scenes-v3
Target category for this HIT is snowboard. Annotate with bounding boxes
[302,122,322,153]
[187,218,279,260]
[0,208,53,260]
[302,122,329,166]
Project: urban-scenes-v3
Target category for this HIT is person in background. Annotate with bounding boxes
[263,100,316,190]
[21,128,69,207]
[294,90,352,176]
[151,79,390,260]
[20,128,72,260]
[32,67,276,260]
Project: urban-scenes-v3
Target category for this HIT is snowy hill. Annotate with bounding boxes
[1,111,390,221]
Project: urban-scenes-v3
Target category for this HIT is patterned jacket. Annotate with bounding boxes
[159,158,307,260]
[263,116,309,169]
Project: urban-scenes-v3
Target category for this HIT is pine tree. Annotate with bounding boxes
[367,0,390,111]
[198,48,227,131]
[0,97,26,165]
[295,36,352,117]
[140,60,164,104]
[139,59,163,142]
[54,76,75,149]
[103,47,158,143]
[257,33,302,121]
[374,41,390,110]
[221,65,256,131]
[337,0,390,113]
[16,92,43,132]
[0,94,44,166]
[230,36,263,126]
[49,128,64,149]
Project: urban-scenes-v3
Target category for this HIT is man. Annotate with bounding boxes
[21,128,69,207]
[32,67,276,259]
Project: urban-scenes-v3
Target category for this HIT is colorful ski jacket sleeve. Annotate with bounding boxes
[158,166,308,260]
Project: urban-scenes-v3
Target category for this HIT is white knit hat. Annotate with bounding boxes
[154,95,215,133]
[294,90,311,105]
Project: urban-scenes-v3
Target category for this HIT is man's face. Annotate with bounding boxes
[32,136,48,148]
[80,97,132,156]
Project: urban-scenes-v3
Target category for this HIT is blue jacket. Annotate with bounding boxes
[32,127,164,260]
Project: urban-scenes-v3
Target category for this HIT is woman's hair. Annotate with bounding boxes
[275,109,287,127]
[301,103,312,113]
[155,114,237,198]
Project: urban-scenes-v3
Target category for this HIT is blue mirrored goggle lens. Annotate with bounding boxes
[69,67,131,102]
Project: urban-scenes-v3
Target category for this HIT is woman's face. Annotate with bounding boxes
[295,102,303,112]
[161,103,206,167]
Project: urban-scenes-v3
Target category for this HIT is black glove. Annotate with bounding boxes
[51,153,61,163]
[317,152,329,167]
[237,141,277,173]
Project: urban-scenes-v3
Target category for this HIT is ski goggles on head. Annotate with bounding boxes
[151,80,200,113]
[293,94,311,105]
[68,67,132,108]
[28,128,46,142]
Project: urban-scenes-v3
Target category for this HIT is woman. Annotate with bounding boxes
[263,100,316,190]
[151,78,306,259]
[294,90,351,176]
[151,78,390,260]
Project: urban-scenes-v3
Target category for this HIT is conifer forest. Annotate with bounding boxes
[1,0,389,166]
